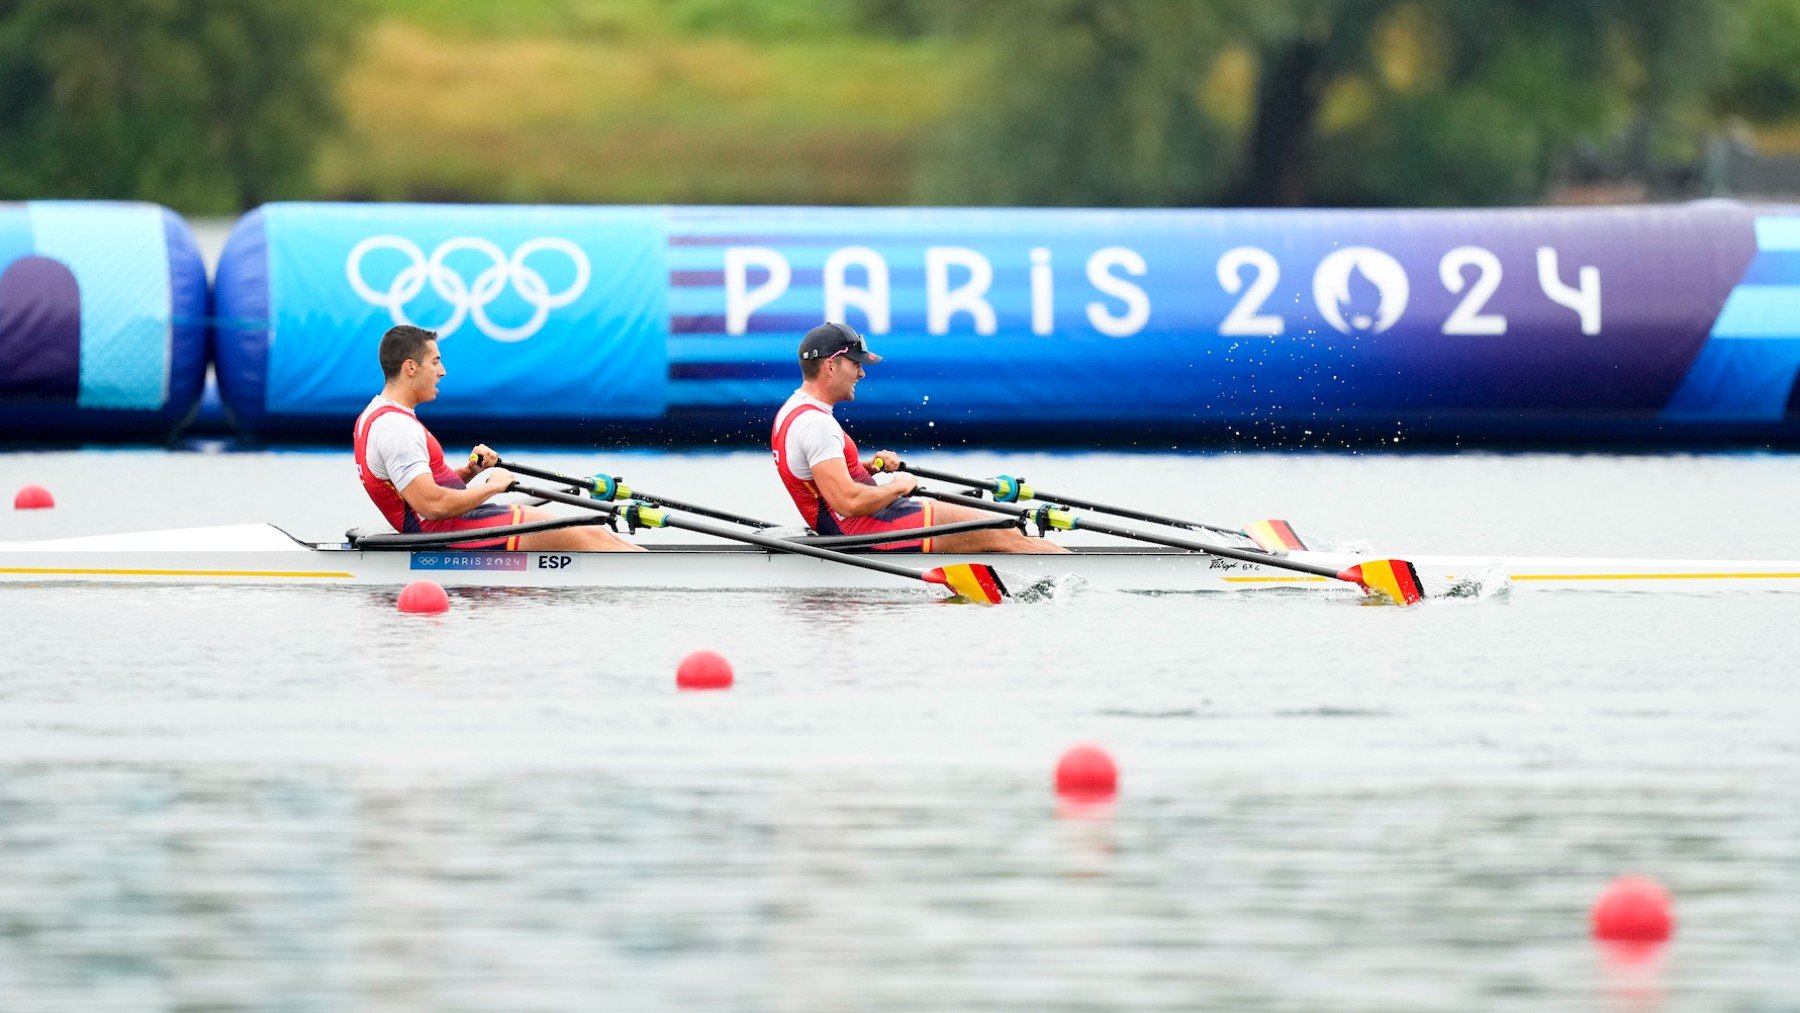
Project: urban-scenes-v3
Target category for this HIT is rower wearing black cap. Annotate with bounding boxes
[771,322,1067,554]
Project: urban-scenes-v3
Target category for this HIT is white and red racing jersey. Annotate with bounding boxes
[353,396,468,533]
[771,390,879,534]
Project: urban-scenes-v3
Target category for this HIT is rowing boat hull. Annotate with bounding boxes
[2,525,1799,594]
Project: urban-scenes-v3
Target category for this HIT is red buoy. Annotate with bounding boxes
[397,579,450,614]
[676,650,734,690]
[13,485,54,509]
[1055,744,1118,800]
[1592,876,1674,943]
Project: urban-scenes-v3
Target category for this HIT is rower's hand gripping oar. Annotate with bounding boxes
[909,488,1424,605]
[869,456,1305,551]
[477,454,780,530]
[509,480,1010,605]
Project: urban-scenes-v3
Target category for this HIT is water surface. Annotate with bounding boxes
[1,448,1796,1011]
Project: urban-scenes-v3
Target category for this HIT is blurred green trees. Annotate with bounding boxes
[1717,0,1800,121]
[0,0,358,212]
[4,0,1800,210]
[877,0,1786,206]
[897,1,1240,206]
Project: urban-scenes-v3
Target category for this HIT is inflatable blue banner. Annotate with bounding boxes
[661,204,1766,428]
[215,204,665,436]
[213,200,1800,442]
[0,201,206,440]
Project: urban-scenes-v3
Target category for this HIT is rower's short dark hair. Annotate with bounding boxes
[801,356,823,380]
[379,325,437,379]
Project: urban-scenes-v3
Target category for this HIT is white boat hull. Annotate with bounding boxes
[2,524,1799,595]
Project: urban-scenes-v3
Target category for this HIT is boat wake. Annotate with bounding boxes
[1423,561,1512,601]
[1001,571,1091,603]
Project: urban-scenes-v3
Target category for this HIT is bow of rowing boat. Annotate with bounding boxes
[0,523,314,554]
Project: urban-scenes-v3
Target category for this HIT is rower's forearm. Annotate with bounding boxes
[450,485,504,517]
[832,483,909,519]
[412,484,501,520]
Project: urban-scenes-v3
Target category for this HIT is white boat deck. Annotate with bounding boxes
[0,524,314,553]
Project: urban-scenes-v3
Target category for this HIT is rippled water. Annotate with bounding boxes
[2,448,1798,1011]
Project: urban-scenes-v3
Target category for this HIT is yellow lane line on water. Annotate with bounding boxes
[0,567,354,578]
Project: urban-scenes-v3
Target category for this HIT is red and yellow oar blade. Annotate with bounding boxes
[923,563,1010,605]
[1245,518,1307,551]
[1337,559,1425,605]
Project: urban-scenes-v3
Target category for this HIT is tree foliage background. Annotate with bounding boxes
[0,0,359,212]
[2,0,1800,211]
[879,0,1777,206]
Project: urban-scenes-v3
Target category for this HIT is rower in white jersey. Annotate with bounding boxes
[770,322,1066,554]
[355,324,640,552]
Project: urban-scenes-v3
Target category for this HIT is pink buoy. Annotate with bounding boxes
[1592,875,1674,943]
[397,579,450,614]
[13,485,54,509]
[676,650,734,690]
[1055,743,1118,800]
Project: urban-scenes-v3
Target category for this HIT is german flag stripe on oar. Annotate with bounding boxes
[1337,559,1425,605]
[924,563,1010,605]
[1245,519,1306,551]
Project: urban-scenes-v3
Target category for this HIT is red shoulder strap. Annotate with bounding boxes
[771,402,827,472]
[354,404,415,469]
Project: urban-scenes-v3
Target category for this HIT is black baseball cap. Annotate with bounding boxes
[798,322,881,364]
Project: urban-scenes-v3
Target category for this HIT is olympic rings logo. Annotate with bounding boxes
[346,236,590,342]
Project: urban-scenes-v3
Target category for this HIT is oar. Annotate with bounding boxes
[480,454,780,530]
[512,481,1011,605]
[870,457,1305,551]
[911,489,1424,605]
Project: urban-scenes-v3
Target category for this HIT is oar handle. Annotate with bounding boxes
[872,457,1245,538]
[871,456,996,491]
[872,458,1038,505]
[488,456,620,497]
[486,455,780,529]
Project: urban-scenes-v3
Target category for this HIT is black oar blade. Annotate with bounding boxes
[1338,559,1425,605]
[923,563,1010,605]
[1245,518,1307,551]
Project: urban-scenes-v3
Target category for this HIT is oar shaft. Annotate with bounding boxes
[495,458,778,529]
[1065,516,1341,579]
[893,462,1243,538]
[519,484,940,584]
[916,489,1343,580]
[1018,491,1238,537]
[896,462,1000,488]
